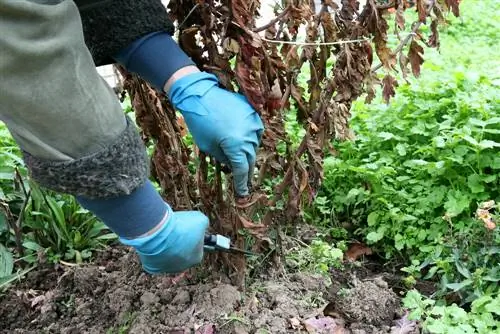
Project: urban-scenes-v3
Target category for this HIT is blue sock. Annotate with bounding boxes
[113,32,196,92]
[76,180,167,239]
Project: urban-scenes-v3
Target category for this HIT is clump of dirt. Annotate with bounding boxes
[0,246,409,333]
[328,277,401,333]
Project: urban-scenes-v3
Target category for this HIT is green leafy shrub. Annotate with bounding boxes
[322,67,499,249]
[309,0,500,303]
[318,68,499,254]
[403,289,499,334]
[400,201,498,305]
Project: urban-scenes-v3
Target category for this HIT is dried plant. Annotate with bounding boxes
[116,0,461,284]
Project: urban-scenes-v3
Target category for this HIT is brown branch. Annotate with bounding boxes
[253,6,290,33]
[277,4,329,110]
[261,79,335,221]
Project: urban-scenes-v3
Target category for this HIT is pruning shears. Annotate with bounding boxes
[203,234,257,256]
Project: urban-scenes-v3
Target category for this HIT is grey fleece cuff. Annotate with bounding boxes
[22,116,150,199]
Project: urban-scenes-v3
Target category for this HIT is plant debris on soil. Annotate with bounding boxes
[0,246,420,334]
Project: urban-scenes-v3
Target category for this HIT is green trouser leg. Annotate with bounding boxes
[0,0,149,199]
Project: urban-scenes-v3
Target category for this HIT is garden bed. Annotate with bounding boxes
[0,245,417,334]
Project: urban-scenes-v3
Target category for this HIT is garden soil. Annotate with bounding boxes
[0,246,416,334]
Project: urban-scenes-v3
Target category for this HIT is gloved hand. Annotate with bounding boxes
[168,71,264,197]
[119,204,209,274]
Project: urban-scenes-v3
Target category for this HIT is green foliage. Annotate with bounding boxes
[286,239,346,275]
[399,206,499,304]
[403,289,500,334]
[0,121,117,268]
[21,181,117,264]
[309,0,500,303]
[0,243,13,278]
[106,312,136,334]
[0,125,27,228]
[322,66,499,256]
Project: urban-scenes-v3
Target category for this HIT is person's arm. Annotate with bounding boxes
[75,0,199,93]
[77,0,265,197]
[0,0,207,275]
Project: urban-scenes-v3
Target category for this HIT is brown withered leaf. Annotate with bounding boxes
[364,40,374,66]
[239,215,268,237]
[363,72,381,104]
[432,2,447,23]
[194,324,215,334]
[340,0,358,20]
[283,45,301,71]
[235,192,268,209]
[428,19,440,49]
[374,31,397,70]
[211,55,235,90]
[291,84,308,121]
[345,242,373,261]
[304,316,343,333]
[297,160,310,195]
[445,0,460,17]
[302,138,323,190]
[320,9,338,43]
[390,312,418,334]
[231,0,252,27]
[267,78,283,112]
[416,0,427,23]
[382,74,398,103]
[235,36,267,111]
[399,52,410,81]
[222,37,240,54]
[365,5,396,70]
[408,40,425,77]
[332,103,354,141]
[396,2,405,30]
[178,27,205,65]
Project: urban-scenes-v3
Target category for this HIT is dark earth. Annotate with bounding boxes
[0,245,422,334]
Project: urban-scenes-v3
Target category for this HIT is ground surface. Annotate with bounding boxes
[0,246,419,334]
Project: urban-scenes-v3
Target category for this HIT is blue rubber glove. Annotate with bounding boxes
[168,72,264,197]
[119,204,208,274]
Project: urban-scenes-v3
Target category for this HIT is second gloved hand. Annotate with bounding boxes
[168,72,264,197]
[119,204,208,274]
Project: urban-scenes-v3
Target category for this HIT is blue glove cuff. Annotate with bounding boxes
[118,204,174,251]
[167,71,219,106]
[113,32,196,92]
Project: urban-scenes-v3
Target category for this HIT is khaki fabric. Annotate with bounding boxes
[0,0,127,161]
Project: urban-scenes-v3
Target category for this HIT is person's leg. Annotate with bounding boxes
[0,0,161,236]
[0,1,208,275]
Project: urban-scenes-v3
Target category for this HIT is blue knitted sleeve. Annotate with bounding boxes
[76,180,167,239]
[113,31,196,92]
